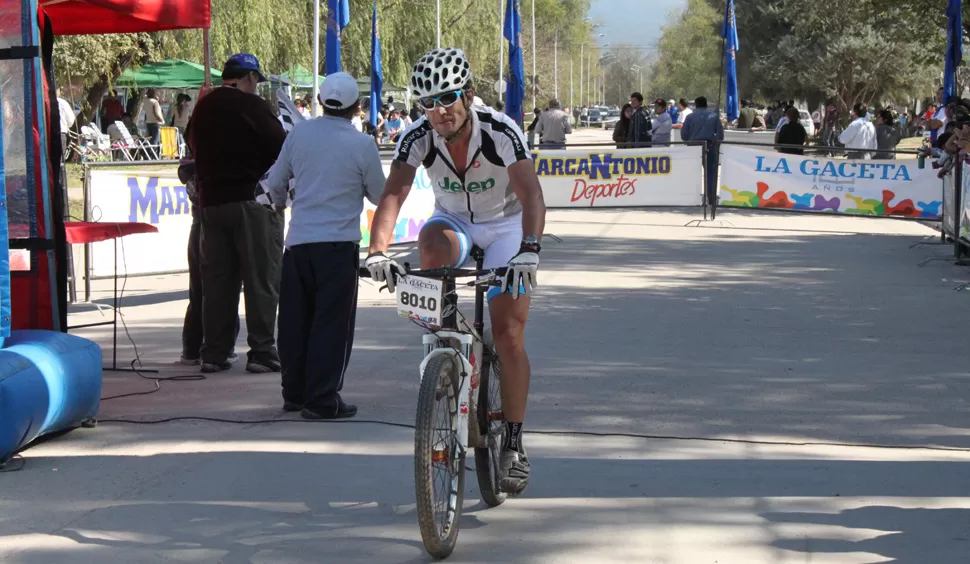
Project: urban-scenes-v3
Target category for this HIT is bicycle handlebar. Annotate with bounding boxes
[357,265,509,284]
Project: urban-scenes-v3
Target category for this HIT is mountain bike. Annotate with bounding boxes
[361,246,508,559]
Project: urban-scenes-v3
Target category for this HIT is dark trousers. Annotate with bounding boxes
[182,207,239,359]
[278,242,360,411]
[200,200,283,364]
[704,142,719,207]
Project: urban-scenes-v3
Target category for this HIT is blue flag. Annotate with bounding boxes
[722,0,740,123]
[504,0,525,125]
[945,0,963,104]
[370,2,383,128]
[326,0,351,75]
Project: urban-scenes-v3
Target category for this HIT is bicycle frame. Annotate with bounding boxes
[415,250,494,455]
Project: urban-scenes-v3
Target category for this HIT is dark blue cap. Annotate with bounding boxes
[223,53,267,82]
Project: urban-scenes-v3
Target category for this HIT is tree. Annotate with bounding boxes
[53,33,157,126]
[651,0,944,117]
[53,0,595,123]
[648,0,722,101]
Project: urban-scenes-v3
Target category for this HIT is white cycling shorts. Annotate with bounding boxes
[423,210,523,300]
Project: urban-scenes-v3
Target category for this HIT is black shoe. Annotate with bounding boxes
[246,355,281,373]
[282,401,303,412]
[201,360,232,373]
[301,403,358,420]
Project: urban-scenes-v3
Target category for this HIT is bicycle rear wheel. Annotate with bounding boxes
[415,354,466,559]
[475,328,507,507]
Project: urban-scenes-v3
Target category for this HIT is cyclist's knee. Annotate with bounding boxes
[418,224,459,268]
[491,319,525,351]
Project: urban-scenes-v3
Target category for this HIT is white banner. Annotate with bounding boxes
[944,167,958,238]
[87,164,435,277]
[719,145,943,219]
[534,146,705,208]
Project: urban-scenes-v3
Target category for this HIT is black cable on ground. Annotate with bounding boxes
[92,416,970,454]
[98,236,208,402]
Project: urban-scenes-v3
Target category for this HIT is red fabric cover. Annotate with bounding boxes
[11,10,55,332]
[42,0,210,35]
[64,221,158,244]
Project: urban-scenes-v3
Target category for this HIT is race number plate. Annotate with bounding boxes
[396,275,445,329]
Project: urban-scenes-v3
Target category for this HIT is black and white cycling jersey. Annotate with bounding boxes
[393,105,532,224]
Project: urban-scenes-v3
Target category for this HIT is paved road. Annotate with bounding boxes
[4,208,970,563]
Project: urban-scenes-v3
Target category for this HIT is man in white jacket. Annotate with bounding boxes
[839,103,877,160]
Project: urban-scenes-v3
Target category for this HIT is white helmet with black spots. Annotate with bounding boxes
[410,48,473,98]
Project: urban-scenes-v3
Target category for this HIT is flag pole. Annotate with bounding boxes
[312,0,321,117]
[499,0,504,102]
[717,1,726,115]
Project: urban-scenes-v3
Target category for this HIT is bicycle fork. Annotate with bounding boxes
[420,332,485,457]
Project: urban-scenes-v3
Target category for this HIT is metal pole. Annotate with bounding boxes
[436,0,441,49]
[499,0,504,102]
[531,0,536,109]
[554,31,558,99]
[202,28,212,88]
[312,0,321,117]
[587,54,591,106]
[579,44,584,109]
[570,58,573,112]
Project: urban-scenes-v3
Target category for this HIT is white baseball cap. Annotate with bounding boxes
[319,72,360,110]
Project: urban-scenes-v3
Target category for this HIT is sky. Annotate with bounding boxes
[587,0,687,59]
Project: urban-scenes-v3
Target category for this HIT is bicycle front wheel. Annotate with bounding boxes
[414,354,466,559]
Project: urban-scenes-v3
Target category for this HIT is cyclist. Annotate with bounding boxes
[364,48,546,496]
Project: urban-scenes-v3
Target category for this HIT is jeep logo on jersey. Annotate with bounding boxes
[438,176,496,193]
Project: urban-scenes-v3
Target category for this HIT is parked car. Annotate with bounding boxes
[582,108,603,127]
[799,109,816,137]
[601,109,621,130]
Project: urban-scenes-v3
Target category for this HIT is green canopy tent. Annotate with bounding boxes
[116,58,222,89]
[271,66,324,88]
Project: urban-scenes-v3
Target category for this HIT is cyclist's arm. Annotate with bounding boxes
[508,159,546,240]
[368,160,415,254]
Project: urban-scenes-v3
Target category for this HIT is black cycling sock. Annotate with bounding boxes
[504,421,524,453]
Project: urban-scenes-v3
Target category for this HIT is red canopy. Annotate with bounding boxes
[41,0,210,35]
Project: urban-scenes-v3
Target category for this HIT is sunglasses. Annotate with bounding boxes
[418,90,464,110]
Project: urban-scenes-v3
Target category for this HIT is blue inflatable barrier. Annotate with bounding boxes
[0,330,102,462]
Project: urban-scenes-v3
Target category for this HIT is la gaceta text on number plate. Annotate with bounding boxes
[397,275,445,328]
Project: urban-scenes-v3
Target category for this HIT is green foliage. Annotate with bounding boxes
[52,0,595,109]
[650,0,945,114]
[647,0,721,101]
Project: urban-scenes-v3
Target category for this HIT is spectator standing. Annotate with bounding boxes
[56,88,75,155]
[169,94,192,134]
[144,88,165,147]
[680,96,724,206]
[650,97,673,145]
[257,73,385,419]
[386,108,405,142]
[613,103,632,148]
[873,109,902,160]
[177,157,240,366]
[667,99,679,124]
[821,104,839,155]
[736,99,758,129]
[672,98,692,129]
[409,102,421,123]
[627,92,652,146]
[536,98,572,150]
[187,53,287,374]
[838,102,877,159]
[527,107,542,149]
[776,106,808,155]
